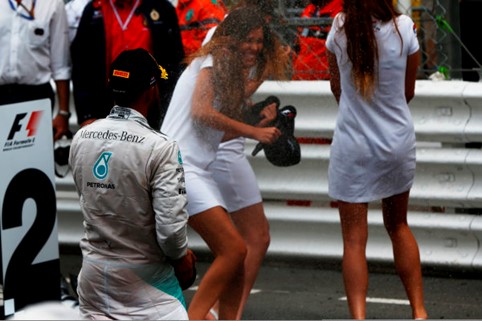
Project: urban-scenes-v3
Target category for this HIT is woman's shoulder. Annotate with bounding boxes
[200,54,214,68]
[332,12,345,25]
[328,12,345,33]
[395,14,416,28]
[394,14,418,40]
[189,54,214,69]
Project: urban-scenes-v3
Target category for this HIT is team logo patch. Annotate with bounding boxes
[113,69,130,79]
[93,152,112,180]
[178,150,183,165]
[159,65,169,80]
[186,9,194,22]
[150,9,160,21]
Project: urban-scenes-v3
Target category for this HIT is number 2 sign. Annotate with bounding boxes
[0,100,61,318]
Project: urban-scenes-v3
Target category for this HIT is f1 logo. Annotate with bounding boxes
[7,111,43,140]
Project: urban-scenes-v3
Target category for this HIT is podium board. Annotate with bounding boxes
[0,99,60,318]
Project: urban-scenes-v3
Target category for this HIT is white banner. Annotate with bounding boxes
[0,99,60,317]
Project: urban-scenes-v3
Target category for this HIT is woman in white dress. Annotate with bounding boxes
[201,1,291,318]
[161,7,290,320]
[326,0,428,319]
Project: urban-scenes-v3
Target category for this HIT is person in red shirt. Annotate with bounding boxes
[176,0,227,57]
[71,0,184,130]
[292,0,342,80]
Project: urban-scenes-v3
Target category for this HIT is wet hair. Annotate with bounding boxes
[234,0,277,18]
[340,0,402,100]
[188,6,290,120]
[233,0,293,50]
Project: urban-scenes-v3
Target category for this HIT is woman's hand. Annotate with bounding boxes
[257,103,278,127]
[253,126,281,144]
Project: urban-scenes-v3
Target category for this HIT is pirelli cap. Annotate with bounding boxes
[108,48,168,97]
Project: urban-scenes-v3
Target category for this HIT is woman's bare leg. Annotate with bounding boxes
[338,201,369,319]
[188,206,247,320]
[230,202,270,319]
[382,191,428,320]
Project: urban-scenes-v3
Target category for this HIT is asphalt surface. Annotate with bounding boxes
[59,249,482,320]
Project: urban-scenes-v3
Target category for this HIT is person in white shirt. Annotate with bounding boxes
[64,0,90,43]
[0,0,71,141]
[326,0,428,319]
[161,7,290,320]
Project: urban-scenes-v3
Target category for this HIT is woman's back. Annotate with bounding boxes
[327,14,418,115]
[326,13,420,202]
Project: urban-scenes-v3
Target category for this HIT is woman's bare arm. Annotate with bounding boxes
[405,50,420,103]
[327,49,341,104]
[192,68,280,144]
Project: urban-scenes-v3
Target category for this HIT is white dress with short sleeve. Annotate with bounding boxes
[325,14,420,203]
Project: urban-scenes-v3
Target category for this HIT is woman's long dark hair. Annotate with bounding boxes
[341,0,401,100]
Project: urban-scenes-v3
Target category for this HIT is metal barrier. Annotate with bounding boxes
[56,80,482,272]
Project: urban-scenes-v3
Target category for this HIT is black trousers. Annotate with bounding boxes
[0,83,55,109]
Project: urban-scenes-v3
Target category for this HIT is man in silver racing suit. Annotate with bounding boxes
[69,48,196,320]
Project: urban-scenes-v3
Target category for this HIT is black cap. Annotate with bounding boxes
[108,48,168,98]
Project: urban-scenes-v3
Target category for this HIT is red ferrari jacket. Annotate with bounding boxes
[176,0,226,56]
[292,0,342,80]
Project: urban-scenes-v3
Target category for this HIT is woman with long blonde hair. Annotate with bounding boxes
[161,6,290,320]
[200,1,293,318]
[326,0,428,319]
